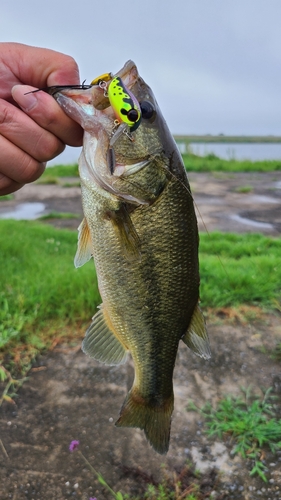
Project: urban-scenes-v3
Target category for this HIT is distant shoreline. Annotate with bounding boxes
[174,135,281,143]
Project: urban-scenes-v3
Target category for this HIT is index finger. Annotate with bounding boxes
[0,42,81,93]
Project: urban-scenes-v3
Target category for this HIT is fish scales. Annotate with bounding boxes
[50,60,210,454]
[85,176,198,386]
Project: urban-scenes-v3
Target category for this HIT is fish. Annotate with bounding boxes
[50,61,210,454]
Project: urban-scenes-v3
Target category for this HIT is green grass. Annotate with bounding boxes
[188,387,281,482]
[174,134,281,144]
[183,153,281,172]
[47,155,281,176]
[36,176,60,185]
[38,211,80,220]
[0,222,280,368]
[235,185,253,193]
[43,163,79,177]
[142,482,200,499]
[35,163,79,185]
[0,364,27,405]
[199,232,281,308]
[272,343,281,362]
[62,181,81,187]
[0,220,100,359]
[0,194,14,201]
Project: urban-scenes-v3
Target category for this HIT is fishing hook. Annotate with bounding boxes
[24,82,92,96]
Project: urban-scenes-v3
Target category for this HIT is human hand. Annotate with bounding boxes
[0,42,83,195]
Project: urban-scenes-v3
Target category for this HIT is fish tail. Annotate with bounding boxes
[115,387,174,454]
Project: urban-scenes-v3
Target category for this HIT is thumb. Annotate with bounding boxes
[12,84,83,147]
[12,85,41,112]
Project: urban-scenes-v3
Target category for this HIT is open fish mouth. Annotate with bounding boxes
[34,60,139,114]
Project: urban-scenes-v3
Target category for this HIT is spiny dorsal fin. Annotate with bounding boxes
[74,218,93,268]
[181,304,211,360]
[82,305,128,365]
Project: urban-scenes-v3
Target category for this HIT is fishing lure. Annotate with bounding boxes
[91,73,113,86]
[107,76,142,132]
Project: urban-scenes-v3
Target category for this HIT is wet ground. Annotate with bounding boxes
[0,171,281,234]
[0,172,281,499]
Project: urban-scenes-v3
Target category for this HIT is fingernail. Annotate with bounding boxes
[12,85,38,112]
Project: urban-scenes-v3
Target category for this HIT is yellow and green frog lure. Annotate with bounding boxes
[107,76,142,132]
[91,74,142,174]
[91,73,113,86]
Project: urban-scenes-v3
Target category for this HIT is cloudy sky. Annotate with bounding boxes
[2,1,281,163]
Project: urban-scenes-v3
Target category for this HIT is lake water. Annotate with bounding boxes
[179,142,281,161]
[0,202,45,220]
[48,142,281,166]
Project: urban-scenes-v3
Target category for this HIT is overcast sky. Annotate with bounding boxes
[2,1,281,163]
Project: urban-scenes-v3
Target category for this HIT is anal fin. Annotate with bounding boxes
[181,304,211,360]
[82,305,128,366]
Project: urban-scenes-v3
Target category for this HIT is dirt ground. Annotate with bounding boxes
[0,171,281,500]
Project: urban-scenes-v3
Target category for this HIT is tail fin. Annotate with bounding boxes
[115,388,174,455]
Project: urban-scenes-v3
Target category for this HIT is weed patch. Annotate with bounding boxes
[234,185,253,193]
[188,387,281,482]
[42,164,79,178]
[0,364,27,405]
[0,194,14,201]
[38,211,80,220]
[68,440,219,499]
[62,182,81,187]
[199,232,281,308]
[36,176,60,185]
[183,153,281,172]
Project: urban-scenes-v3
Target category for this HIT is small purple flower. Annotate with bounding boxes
[69,440,80,452]
[89,498,97,500]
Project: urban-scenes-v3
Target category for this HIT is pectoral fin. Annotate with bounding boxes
[106,204,141,261]
[82,305,128,365]
[74,218,93,268]
[181,304,211,360]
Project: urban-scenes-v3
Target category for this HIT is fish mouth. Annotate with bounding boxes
[52,60,139,112]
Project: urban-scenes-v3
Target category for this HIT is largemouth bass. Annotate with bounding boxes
[50,61,210,454]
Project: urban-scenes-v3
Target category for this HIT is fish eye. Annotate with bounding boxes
[127,109,139,123]
[140,101,155,119]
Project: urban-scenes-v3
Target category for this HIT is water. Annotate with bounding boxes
[48,145,82,166]
[229,214,274,230]
[246,195,280,204]
[0,202,45,220]
[50,143,281,166]
[178,142,281,161]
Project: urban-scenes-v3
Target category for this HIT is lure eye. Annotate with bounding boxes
[127,109,139,123]
[140,101,155,119]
